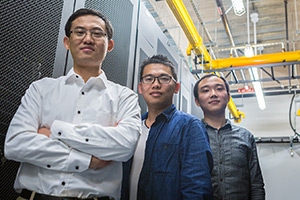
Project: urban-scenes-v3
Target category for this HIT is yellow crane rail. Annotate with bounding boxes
[166,0,300,122]
[210,51,300,70]
[166,0,245,122]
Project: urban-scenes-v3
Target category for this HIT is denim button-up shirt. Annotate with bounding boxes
[203,119,265,200]
[137,105,213,200]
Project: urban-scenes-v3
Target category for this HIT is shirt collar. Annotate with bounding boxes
[64,68,108,89]
[202,118,232,130]
[142,104,176,122]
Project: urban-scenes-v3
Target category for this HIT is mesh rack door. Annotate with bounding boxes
[0,1,64,199]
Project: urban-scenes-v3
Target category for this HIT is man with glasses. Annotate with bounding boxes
[5,8,141,200]
[122,54,213,200]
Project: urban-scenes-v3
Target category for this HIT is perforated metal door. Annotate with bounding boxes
[84,0,134,87]
[0,1,64,199]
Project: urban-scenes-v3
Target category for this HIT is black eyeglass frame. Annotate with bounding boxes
[140,75,177,84]
[69,28,107,40]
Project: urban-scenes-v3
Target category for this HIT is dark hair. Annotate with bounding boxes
[139,54,177,81]
[65,8,114,40]
[193,74,230,98]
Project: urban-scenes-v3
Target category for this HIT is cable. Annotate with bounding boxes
[289,93,300,137]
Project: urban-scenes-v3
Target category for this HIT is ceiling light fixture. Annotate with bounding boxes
[245,0,266,110]
[250,68,266,110]
[244,44,254,57]
[231,0,246,16]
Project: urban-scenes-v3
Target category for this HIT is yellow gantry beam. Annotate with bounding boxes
[209,51,300,122]
[166,0,212,63]
[210,51,300,70]
[166,0,246,122]
[166,0,300,122]
[166,0,300,70]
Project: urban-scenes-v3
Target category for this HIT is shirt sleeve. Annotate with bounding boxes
[180,119,214,199]
[249,135,266,200]
[4,82,91,172]
[50,90,141,162]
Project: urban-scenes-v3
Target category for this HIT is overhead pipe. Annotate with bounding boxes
[292,0,299,87]
[166,0,300,121]
[189,0,215,46]
[166,0,300,70]
[217,42,285,53]
[215,0,247,91]
[295,0,300,35]
[284,0,293,91]
[250,11,266,110]
[215,0,238,56]
[284,0,289,51]
[165,0,212,64]
[166,0,245,123]
[195,61,300,76]
[252,12,282,88]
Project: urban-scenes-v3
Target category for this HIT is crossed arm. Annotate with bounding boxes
[5,82,141,171]
[38,127,111,170]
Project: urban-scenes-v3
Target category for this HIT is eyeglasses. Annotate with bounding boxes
[70,28,107,40]
[141,75,176,84]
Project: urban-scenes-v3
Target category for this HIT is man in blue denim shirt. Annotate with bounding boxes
[122,55,213,200]
[193,74,265,200]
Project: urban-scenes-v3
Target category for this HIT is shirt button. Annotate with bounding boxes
[81,91,85,95]
[47,164,51,168]
[77,110,81,114]
[58,132,62,136]
[61,181,65,186]
[85,138,89,142]
[76,75,79,78]
[75,166,79,170]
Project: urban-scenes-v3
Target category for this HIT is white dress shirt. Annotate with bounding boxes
[129,120,149,200]
[4,69,141,199]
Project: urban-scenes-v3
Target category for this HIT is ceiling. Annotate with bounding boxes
[144,0,300,96]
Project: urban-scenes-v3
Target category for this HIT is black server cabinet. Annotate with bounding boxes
[0,0,138,199]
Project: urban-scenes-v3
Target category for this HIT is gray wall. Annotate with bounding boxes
[257,143,300,200]
[226,94,300,200]
[230,94,297,138]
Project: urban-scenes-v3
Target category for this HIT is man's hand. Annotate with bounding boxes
[89,156,112,170]
[38,127,51,137]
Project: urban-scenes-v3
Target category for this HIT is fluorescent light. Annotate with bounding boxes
[244,44,254,57]
[249,68,266,110]
[231,0,246,16]
[252,81,266,110]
